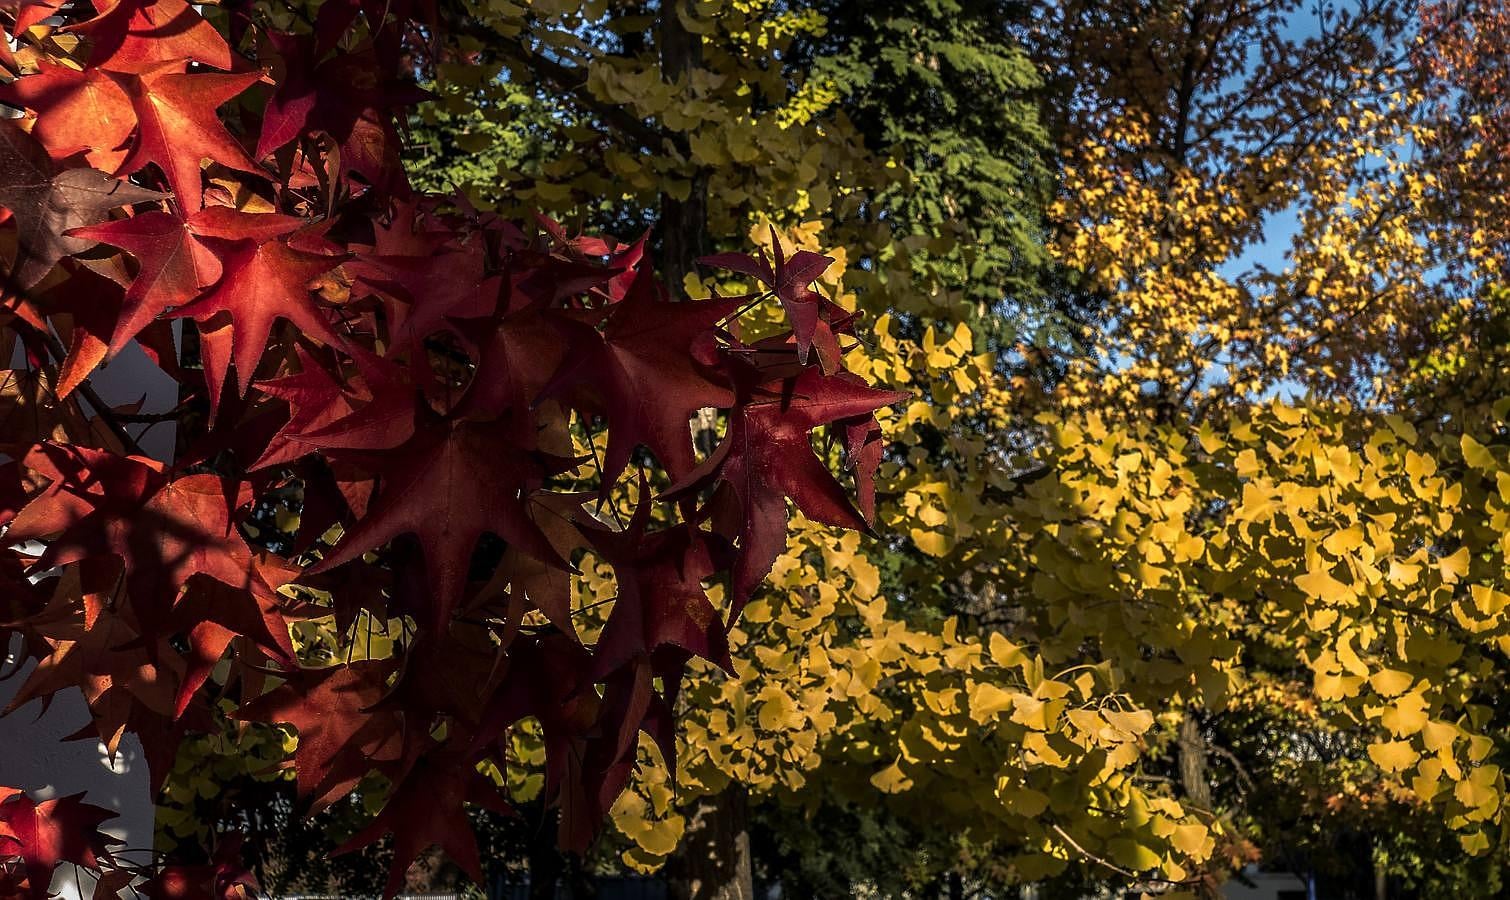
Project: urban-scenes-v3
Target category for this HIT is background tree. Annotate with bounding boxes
[400,1,1224,896]
[1015,0,1510,893]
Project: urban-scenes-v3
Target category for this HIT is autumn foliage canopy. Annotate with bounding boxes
[0,0,902,895]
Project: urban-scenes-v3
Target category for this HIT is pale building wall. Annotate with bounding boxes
[2,335,180,895]
[0,647,156,899]
[1222,867,1311,900]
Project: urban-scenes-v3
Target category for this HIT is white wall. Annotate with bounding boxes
[1222,867,1311,900]
[1,637,156,898]
[2,330,181,894]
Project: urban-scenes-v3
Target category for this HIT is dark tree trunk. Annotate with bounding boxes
[661,173,710,297]
[666,786,755,900]
[1178,709,1213,811]
[566,854,598,900]
[655,4,752,898]
[528,813,565,900]
[657,0,708,296]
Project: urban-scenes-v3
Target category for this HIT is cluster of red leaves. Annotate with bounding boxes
[0,0,902,895]
[0,787,122,900]
[0,787,257,900]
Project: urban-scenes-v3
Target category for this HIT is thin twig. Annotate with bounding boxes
[113,401,194,423]
[1050,823,1202,888]
[1207,742,1256,796]
[30,327,146,456]
[1050,823,1140,880]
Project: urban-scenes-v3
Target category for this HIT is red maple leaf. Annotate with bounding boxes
[66,208,220,356]
[110,61,263,212]
[169,227,345,404]
[344,236,496,360]
[4,0,63,40]
[664,366,906,612]
[3,602,179,756]
[32,264,124,398]
[73,0,238,72]
[470,632,611,852]
[0,60,135,168]
[475,490,589,644]
[70,206,313,358]
[334,744,512,900]
[543,265,744,483]
[0,789,119,900]
[586,498,734,680]
[235,659,404,811]
[248,348,363,470]
[256,34,427,192]
[304,409,575,629]
[7,445,265,639]
[700,227,854,369]
[172,564,299,717]
[378,627,505,725]
[450,300,568,433]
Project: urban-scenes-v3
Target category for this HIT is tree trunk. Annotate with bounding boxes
[662,173,710,296]
[657,0,708,296]
[528,812,565,900]
[665,786,755,900]
[1177,709,1213,811]
[656,3,754,899]
[566,854,598,900]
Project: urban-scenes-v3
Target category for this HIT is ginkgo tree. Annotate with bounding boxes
[0,0,910,897]
[475,0,1510,895]
[382,2,1230,896]
[1019,0,1510,892]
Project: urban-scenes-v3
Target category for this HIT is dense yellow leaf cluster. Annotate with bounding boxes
[1049,84,1466,410]
[597,517,1217,880]
[599,224,1510,875]
[1015,397,1510,854]
[1017,3,1510,881]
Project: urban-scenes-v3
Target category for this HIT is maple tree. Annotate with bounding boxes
[0,0,905,897]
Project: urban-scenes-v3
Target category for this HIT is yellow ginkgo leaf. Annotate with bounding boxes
[1368,740,1420,773]
[1461,435,1496,471]
[869,760,913,794]
[1368,669,1414,697]
[1170,823,1210,856]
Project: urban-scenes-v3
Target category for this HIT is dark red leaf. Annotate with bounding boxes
[664,367,906,612]
[0,121,164,289]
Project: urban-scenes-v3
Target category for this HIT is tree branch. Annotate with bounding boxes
[478,26,671,154]
[31,323,146,456]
